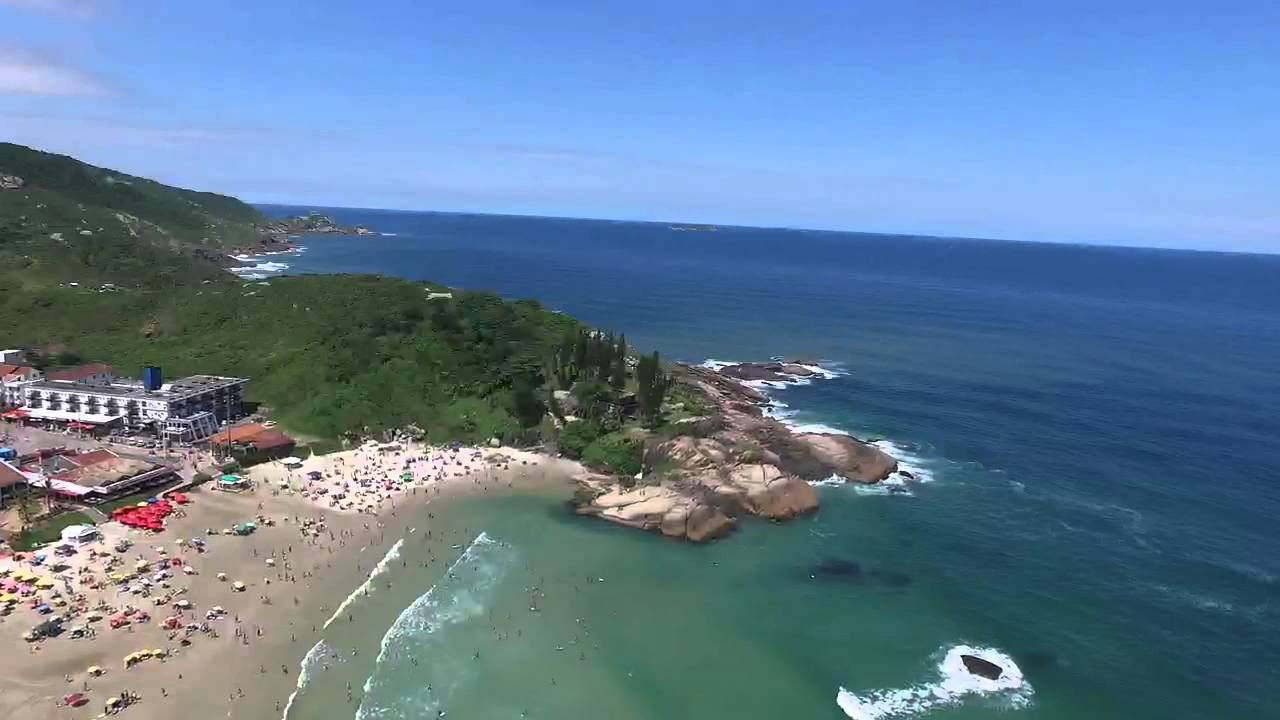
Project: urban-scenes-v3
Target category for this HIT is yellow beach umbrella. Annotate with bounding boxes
[35,577,55,589]
[151,648,165,657]
[0,593,17,604]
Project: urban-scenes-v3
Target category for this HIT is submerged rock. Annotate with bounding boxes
[812,558,863,579]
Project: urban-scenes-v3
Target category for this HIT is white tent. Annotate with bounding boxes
[60,524,100,544]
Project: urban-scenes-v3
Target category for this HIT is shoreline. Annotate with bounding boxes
[0,441,581,720]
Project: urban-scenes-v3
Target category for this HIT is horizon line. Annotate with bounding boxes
[247,200,1279,259]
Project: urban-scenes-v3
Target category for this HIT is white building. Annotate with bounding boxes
[21,370,247,440]
[0,363,42,407]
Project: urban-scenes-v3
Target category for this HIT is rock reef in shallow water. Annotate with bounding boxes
[572,363,898,542]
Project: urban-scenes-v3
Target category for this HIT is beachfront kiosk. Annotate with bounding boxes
[59,524,100,545]
[216,475,249,492]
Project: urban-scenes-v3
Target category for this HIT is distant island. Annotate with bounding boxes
[669,223,719,232]
[0,141,901,543]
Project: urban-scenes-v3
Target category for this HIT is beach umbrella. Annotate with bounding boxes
[87,665,104,676]
[232,581,245,591]
[216,572,227,581]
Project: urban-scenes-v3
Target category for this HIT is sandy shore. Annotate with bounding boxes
[0,442,580,720]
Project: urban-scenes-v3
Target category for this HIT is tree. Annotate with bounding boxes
[609,334,627,390]
[511,376,545,428]
[596,332,615,379]
[572,378,613,421]
[558,420,600,459]
[572,328,589,379]
[635,351,669,424]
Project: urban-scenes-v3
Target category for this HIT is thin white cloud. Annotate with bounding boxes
[0,0,99,18]
[0,47,113,96]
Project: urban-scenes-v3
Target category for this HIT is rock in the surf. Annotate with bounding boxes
[961,654,1005,680]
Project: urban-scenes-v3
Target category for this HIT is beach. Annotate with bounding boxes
[0,441,581,720]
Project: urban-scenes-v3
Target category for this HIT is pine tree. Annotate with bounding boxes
[572,328,589,380]
[636,351,668,424]
[609,334,627,389]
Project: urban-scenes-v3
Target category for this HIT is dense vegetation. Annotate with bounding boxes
[0,142,259,289]
[0,143,676,471]
[1,274,580,442]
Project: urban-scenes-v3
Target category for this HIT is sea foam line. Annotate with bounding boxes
[354,532,502,720]
[837,645,1033,719]
[281,639,330,720]
[323,537,406,629]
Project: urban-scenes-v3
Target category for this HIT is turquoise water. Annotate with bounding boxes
[266,207,1280,719]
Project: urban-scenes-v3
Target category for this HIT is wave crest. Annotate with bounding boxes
[837,645,1033,719]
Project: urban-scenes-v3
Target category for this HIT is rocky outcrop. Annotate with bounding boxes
[572,363,898,542]
[257,212,370,240]
[961,654,1005,680]
[0,174,24,190]
[716,361,820,382]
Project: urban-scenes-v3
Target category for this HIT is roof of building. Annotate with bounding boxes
[33,448,164,489]
[251,430,295,451]
[210,423,295,451]
[0,363,39,380]
[46,363,113,382]
[26,374,247,402]
[0,460,27,489]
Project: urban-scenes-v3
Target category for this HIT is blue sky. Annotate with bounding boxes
[1,1,1276,252]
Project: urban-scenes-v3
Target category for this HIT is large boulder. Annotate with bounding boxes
[795,433,897,483]
[961,654,1005,680]
[685,503,735,542]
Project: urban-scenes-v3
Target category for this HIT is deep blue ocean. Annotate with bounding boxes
[257,205,1280,719]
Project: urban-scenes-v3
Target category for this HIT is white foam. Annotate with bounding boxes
[837,645,1033,719]
[355,532,505,720]
[282,639,331,720]
[230,260,291,277]
[323,537,405,629]
[704,356,937,495]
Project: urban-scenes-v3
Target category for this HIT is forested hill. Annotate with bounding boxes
[0,142,262,288]
[0,143,597,444]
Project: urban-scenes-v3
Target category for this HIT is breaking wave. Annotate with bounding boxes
[354,532,509,720]
[837,645,1033,719]
[281,638,333,720]
[324,537,405,629]
[230,260,291,277]
[699,359,937,495]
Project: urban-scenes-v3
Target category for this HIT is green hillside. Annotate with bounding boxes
[0,143,595,444]
[0,142,260,288]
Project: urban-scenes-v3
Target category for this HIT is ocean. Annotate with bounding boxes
[257,205,1280,720]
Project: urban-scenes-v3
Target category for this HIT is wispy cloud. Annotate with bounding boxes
[0,0,99,18]
[0,112,279,147]
[0,47,113,96]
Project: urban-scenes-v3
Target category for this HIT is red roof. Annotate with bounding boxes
[0,364,38,380]
[66,449,118,467]
[47,363,112,382]
[209,423,294,452]
[252,431,294,451]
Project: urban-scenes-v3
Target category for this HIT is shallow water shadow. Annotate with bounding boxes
[808,557,912,587]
